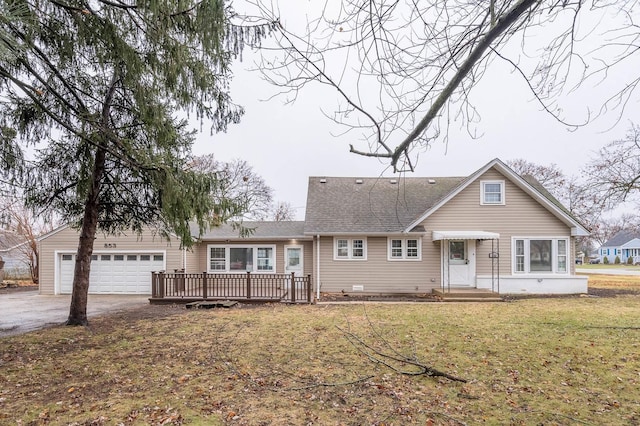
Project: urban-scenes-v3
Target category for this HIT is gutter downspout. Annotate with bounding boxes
[182,247,187,273]
[316,235,321,301]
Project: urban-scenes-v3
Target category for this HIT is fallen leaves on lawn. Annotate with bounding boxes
[1,298,639,424]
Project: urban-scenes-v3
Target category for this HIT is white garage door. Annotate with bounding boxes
[59,253,165,294]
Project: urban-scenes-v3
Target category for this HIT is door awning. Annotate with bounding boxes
[432,231,500,241]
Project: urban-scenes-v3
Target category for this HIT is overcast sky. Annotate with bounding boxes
[191,2,640,220]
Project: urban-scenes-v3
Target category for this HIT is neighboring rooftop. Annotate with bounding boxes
[602,230,640,247]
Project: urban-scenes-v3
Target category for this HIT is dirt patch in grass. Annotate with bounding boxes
[585,273,640,297]
[2,295,640,425]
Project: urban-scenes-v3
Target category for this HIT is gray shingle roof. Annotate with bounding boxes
[520,175,588,230]
[603,230,640,247]
[303,176,466,234]
[195,221,307,240]
[0,231,26,251]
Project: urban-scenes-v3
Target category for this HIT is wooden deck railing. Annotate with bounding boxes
[150,271,313,304]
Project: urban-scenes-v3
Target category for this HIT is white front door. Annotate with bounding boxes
[444,240,476,287]
[285,246,304,276]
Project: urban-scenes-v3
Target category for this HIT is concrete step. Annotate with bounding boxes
[432,288,502,302]
[435,297,503,302]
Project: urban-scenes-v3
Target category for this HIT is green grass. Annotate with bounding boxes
[1,297,639,425]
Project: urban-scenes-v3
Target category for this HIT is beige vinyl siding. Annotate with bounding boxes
[424,169,573,277]
[301,240,314,278]
[38,226,182,295]
[184,245,201,273]
[197,240,313,276]
[317,236,435,294]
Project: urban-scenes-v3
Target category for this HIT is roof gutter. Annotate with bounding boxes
[304,231,427,237]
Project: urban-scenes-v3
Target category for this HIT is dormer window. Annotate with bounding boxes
[481,180,505,205]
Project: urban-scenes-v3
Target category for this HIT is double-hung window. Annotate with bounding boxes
[388,238,421,260]
[513,238,569,274]
[208,245,276,272]
[334,238,367,260]
[481,180,505,205]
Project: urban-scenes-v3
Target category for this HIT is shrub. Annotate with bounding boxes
[614,255,621,264]
[603,256,609,264]
[628,256,634,265]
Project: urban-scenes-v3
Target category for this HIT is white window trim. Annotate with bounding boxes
[387,237,422,261]
[333,237,367,260]
[480,180,505,205]
[206,244,277,273]
[511,237,570,275]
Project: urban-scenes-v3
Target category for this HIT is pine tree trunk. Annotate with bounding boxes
[66,145,106,326]
[66,72,117,326]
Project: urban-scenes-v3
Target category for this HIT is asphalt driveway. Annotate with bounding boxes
[0,291,150,337]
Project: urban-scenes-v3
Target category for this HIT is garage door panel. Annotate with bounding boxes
[58,252,165,294]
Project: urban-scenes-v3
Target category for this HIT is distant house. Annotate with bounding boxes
[598,231,640,264]
[0,231,30,279]
[38,158,589,297]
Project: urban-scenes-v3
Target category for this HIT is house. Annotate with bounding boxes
[305,158,588,296]
[187,220,313,278]
[0,231,30,280]
[38,158,589,297]
[598,231,640,264]
[37,221,312,296]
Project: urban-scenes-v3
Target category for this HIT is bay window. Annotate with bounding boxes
[513,238,569,274]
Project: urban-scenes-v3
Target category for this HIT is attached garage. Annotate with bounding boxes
[38,225,184,295]
[58,252,165,294]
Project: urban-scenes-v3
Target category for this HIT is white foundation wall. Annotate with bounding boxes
[476,275,588,294]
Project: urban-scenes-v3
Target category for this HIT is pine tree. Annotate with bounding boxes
[0,0,272,325]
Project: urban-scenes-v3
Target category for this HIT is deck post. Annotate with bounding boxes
[291,272,296,303]
[246,271,251,299]
[307,274,312,303]
[159,271,165,299]
[202,271,208,300]
[151,272,157,298]
[174,269,185,292]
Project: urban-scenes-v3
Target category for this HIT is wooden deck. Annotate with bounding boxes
[432,288,503,302]
[149,271,313,304]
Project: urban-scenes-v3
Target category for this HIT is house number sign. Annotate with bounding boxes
[104,243,117,248]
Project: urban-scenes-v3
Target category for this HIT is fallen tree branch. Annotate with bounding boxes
[337,324,468,383]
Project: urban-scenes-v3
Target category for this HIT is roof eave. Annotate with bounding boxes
[199,235,312,241]
[304,231,427,236]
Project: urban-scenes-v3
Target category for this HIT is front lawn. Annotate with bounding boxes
[578,263,640,270]
[1,295,639,425]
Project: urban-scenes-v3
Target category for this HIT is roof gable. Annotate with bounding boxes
[405,158,589,236]
[621,238,640,249]
[36,224,70,242]
[604,231,640,247]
